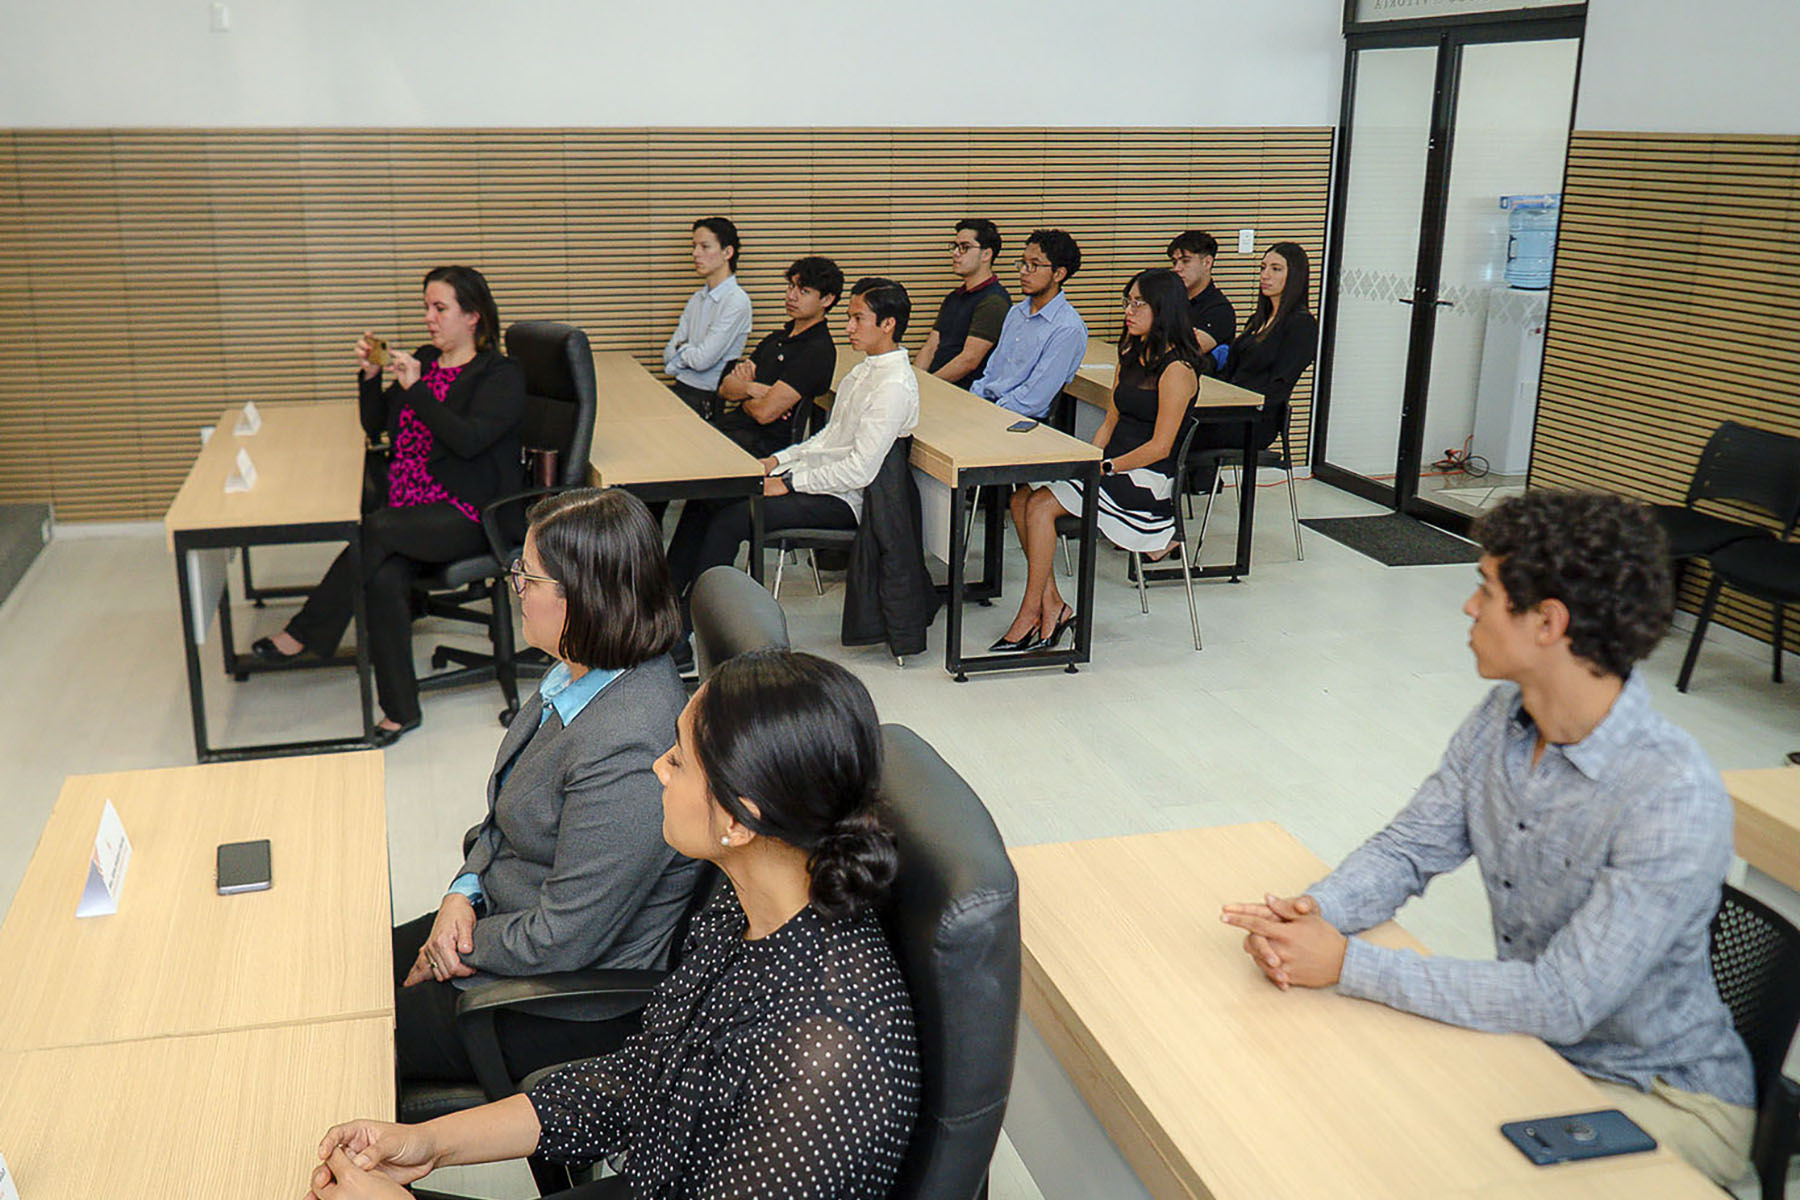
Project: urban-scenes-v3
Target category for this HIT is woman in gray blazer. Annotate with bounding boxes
[392,488,699,1086]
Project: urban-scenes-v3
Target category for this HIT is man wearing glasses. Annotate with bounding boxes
[970,228,1089,421]
[1167,229,1236,355]
[913,219,1010,389]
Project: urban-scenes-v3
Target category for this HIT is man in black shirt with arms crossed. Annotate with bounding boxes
[713,255,844,459]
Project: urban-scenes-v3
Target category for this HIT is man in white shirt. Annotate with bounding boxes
[661,216,753,418]
[666,277,921,664]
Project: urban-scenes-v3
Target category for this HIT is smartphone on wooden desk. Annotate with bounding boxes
[216,839,272,895]
[1500,1109,1655,1165]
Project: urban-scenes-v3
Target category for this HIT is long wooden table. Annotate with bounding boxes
[1071,337,1268,582]
[1722,767,1800,893]
[1012,823,1715,1200]
[0,1016,394,1200]
[831,356,1103,680]
[587,352,768,581]
[164,402,375,761]
[0,752,391,1052]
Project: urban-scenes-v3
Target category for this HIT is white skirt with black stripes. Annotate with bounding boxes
[1044,465,1176,554]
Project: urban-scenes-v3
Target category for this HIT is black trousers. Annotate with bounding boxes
[667,380,718,420]
[284,502,486,726]
[666,492,856,620]
[391,913,636,1086]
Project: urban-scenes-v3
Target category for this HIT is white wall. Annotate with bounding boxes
[0,0,1344,128]
[1577,0,1800,134]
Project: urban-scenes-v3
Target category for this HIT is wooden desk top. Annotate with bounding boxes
[1069,338,1265,413]
[587,353,763,488]
[1722,768,1800,892]
[0,1016,393,1200]
[831,355,1100,487]
[0,752,391,1052]
[164,403,365,547]
[1012,823,1708,1200]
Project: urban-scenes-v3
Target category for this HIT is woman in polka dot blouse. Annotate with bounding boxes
[307,650,922,1200]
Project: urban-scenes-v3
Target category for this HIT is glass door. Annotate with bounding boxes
[1312,17,1583,527]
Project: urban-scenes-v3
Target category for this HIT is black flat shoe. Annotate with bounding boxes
[1039,606,1077,650]
[251,635,304,663]
[370,719,421,748]
[989,627,1045,653]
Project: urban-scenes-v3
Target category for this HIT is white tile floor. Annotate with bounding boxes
[3,477,1796,1199]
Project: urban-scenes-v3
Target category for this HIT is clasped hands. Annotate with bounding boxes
[302,1119,437,1199]
[758,455,789,496]
[402,893,477,987]
[1219,893,1348,991]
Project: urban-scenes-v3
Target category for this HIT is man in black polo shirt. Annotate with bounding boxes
[1168,230,1237,354]
[913,218,1010,389]
[713,255,843,459]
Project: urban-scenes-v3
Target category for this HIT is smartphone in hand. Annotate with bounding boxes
[365,335,392,368]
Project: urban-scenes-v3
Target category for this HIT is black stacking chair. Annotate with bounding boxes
[690,565,790,680]
[767,439,911,600]
[414,322,598,724]
[1653,422,1800,587]
[459,724,1022,1200]
[1193,401,1304,562]
[1054,416,1203,650]
[1709,885,1800,1199]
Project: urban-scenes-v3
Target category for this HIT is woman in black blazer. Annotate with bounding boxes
[1189,241,1318,487]
[254,266,526,744]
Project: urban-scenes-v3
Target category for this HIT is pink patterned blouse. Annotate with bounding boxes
[386,360,480,522]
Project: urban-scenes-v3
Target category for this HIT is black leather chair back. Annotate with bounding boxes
[691,566,791,679]
[879,724,1020,1200]
[504,321,598,487]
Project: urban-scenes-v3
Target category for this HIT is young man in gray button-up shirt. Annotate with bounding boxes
[1223,490,1755,1186]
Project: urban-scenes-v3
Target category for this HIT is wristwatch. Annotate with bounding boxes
[1101,459,1115,475]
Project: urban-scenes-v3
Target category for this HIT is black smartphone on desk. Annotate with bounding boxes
[217,839,272,894]
[1006,418,1038,432]
[1500,1109,1656,1165]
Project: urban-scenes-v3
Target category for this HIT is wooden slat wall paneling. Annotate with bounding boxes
[0,127,1331,522]
[1534,131,1800,654]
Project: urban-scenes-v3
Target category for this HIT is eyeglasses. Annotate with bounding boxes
[1015,257,1052,274]
[948,241,981,255]
[507,558,558,596]
[1122,297,1149,313]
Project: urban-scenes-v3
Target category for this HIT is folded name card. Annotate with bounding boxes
[0,1149,20,1200]
[76,799,132,919]
[224,446,258,494]
[233,400,262,436]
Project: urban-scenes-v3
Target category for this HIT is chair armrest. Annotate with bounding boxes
[453,969,667,1017]
[1751,1072,1798,1198]
[478,485,582,565]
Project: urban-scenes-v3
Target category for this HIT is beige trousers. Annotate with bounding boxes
[1589,1076,1755,1187]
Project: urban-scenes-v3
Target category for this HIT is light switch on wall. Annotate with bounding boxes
[210,3,230,32]
[1237,228,1255,254]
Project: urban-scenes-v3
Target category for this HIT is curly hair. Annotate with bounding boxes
[1472,490,1673,679]
[786,256,845,308]
[1026,228,1081,282]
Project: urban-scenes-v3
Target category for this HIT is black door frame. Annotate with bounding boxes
[1311,6,1585,533]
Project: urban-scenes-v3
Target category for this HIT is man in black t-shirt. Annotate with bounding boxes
[714,256,844,459]
[1167,230,1237,355]
[914,218,1011,389]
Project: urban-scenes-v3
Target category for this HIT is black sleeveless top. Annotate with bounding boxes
[1105,356,1192,476]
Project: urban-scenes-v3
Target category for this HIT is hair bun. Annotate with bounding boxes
[808,804,898,920]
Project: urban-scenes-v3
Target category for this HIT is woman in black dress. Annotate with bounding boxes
[304,650,921,1200]
[1188,241,1318,490]
[993,268,1203,652]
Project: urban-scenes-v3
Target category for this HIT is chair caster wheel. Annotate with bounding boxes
[498,707,518,728]
[232,672,249,682]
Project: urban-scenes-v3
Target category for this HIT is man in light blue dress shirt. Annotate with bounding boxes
[662,216,753,417]
[1221,490,1756,1186]
[970,228,1088,420]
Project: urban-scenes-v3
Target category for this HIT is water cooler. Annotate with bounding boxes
[1471,195,1559,475]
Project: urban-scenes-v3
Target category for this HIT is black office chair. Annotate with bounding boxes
[1054,416,1203,650]
[690,565,791,680]
[767,439,912,601]
[471,724,1022,1200]
[405,858,724,1200]
[1193,400,1304,562]
[1653,421,1800,586]
[1709,884,1800,1199]
[414,322,599,723]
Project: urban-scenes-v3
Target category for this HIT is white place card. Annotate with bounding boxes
[0,1150,20,1200]
[76,799,132,919]
[223,446,258,493]
[233,399,262,436]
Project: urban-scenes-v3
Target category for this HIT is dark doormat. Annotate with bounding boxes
[1299,514,1482,567]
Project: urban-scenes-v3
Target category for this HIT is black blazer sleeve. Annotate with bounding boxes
[396,350,528,460]
[1228,310,1319,409]
[359,370,392,441]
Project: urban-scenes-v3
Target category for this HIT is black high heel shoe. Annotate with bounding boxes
[251,636,305,663]
[1038,605,1077,650]
[989,626,1046,653]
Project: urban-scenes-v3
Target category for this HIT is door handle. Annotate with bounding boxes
[1435,299,1455,308]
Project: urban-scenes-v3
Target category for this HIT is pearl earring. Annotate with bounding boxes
[719,835,731,847]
